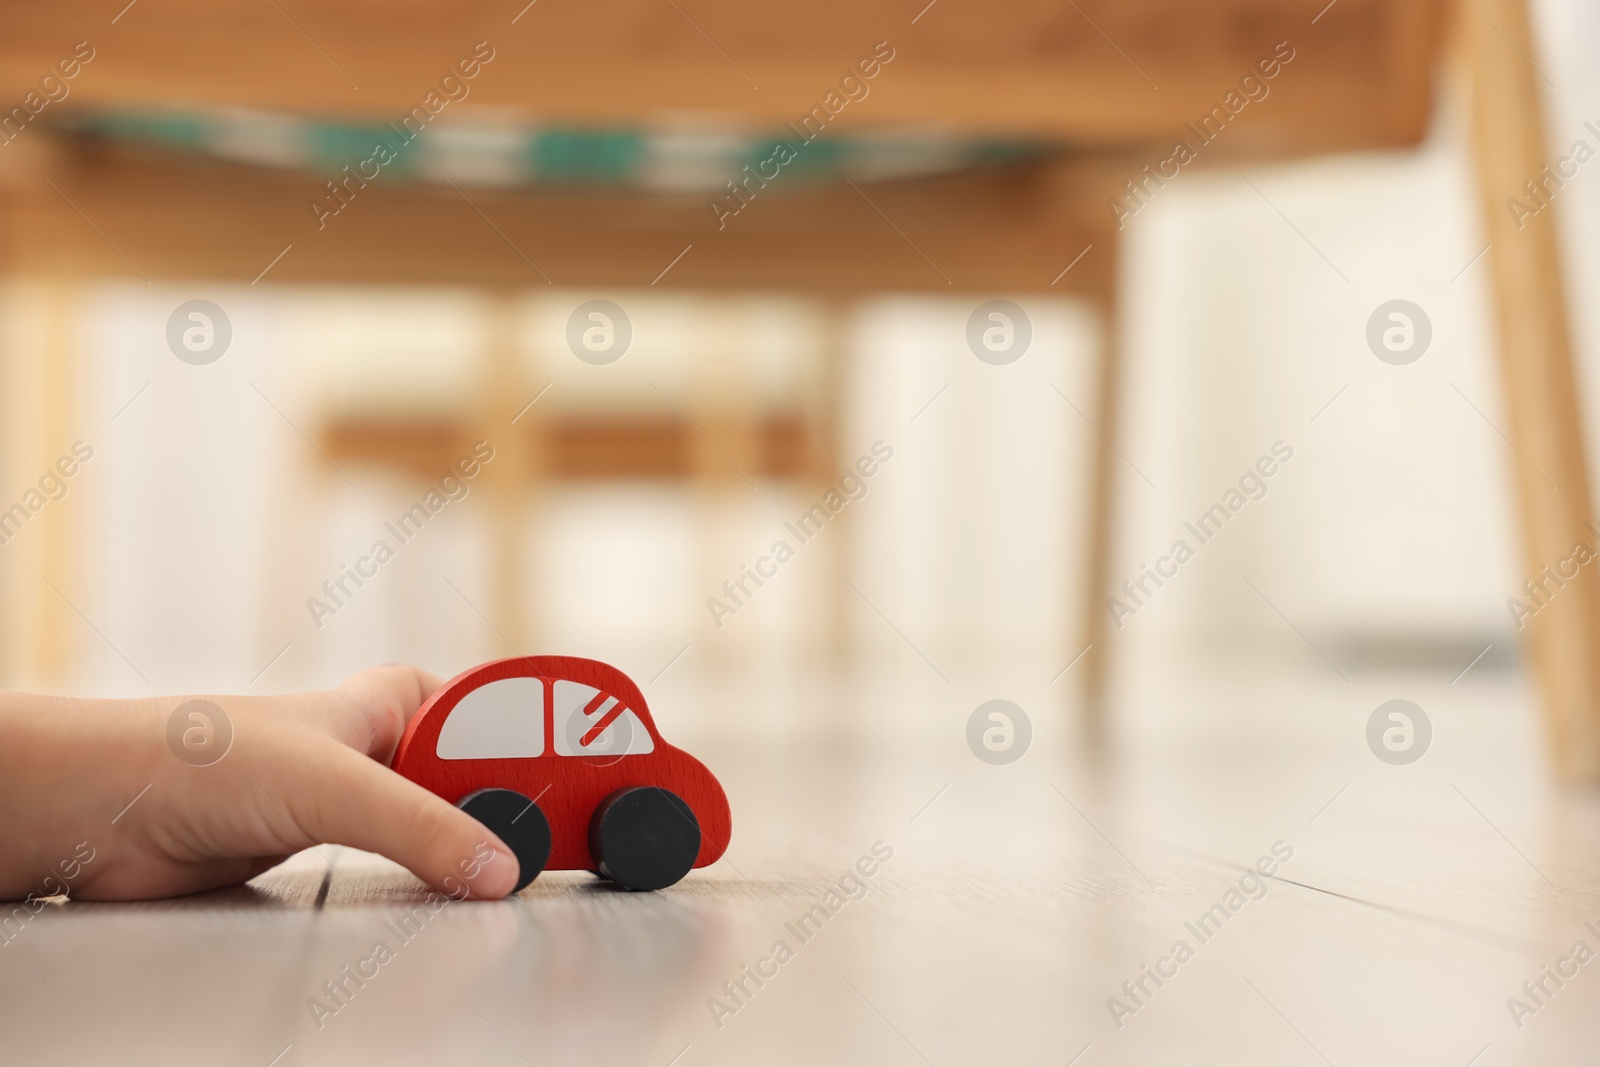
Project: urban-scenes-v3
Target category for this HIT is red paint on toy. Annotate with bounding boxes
[393,655,731,873]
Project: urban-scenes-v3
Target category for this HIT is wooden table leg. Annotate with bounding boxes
[1464,0,1600,780]
[37,277,75,687]
[1079,244,1122,744]
[483,289,533,655]
[817,298,849,669]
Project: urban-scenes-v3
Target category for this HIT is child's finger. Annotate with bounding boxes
[276,740,519,899]
[348,664,445,761]
[291,665,445,762]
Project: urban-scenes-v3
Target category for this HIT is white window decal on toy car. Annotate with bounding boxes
[436,677,545,759]
[552,680,654,756]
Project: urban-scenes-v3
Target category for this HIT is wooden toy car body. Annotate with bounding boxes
[394,655,730,886]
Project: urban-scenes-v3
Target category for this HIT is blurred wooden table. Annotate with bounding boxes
[10,0,1599,790]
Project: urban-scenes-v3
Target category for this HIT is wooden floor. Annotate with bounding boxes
[3,658,1599,1066]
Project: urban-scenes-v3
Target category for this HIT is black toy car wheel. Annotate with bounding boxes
[456,787,552,894]
[588,786,701,891]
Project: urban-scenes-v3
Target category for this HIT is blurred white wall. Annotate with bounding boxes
[68,283,294,695]
[1114,130,1519,674]
[845,298,1095,677]
[1107,0,1600,683]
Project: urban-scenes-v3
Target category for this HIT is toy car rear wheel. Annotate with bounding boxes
[456,788,551,894]
[588,786,700,891]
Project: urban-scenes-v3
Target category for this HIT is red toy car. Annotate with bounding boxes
[393,655,731,892]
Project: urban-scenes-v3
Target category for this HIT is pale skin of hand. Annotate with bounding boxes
[0,665,520,902]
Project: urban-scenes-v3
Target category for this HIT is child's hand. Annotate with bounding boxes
[0,665,521,902]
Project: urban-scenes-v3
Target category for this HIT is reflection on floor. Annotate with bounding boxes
[4,657,1599,1066]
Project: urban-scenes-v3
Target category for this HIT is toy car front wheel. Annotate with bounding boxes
[588,786,700,891]
[456,788,551,894]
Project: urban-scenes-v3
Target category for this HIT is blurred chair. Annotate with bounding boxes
[312,290,841,654]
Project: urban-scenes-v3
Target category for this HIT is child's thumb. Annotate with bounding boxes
[272,740,521,899]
